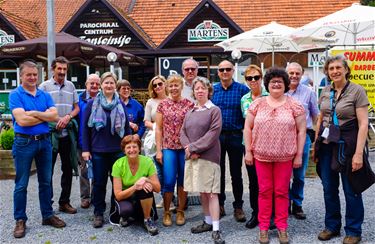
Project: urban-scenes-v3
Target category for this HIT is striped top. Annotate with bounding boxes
[39,78,79,117]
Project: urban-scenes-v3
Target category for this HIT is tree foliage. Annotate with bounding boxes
[360,0,375,6]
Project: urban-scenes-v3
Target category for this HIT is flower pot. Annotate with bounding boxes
[0,150,37,180]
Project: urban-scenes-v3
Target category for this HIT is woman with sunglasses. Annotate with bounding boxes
[155,74,194,227]
[143,75,171,209]
[240,64,268,230]
[117,80,145,139]
[244,67,306,244]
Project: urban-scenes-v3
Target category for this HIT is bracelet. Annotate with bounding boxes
[68,114,73,119]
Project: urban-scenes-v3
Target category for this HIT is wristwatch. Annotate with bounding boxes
[68,114,73,120]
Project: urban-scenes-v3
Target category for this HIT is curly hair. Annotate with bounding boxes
[263,67,290,93]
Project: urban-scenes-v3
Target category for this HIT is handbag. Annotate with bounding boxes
[143,124,156,157]
[347,143,375,194]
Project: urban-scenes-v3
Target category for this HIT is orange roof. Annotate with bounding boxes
[0,0,359,46]
[0,0,85,37]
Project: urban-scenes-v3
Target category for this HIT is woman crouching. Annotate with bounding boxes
[112,135,161,236]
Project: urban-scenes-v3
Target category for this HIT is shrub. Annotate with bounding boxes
[0,128,14,150]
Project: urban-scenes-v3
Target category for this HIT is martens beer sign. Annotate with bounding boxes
[0,30,15,47]
[188,20,229,42]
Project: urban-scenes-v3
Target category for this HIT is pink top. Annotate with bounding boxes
[157,97,194,149]
[248,96,305,162]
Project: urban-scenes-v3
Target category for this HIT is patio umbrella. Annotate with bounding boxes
[291,3,375,49]
[216,21,306,65]
[0,32,139,65]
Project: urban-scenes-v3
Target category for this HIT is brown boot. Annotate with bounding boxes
[163,211,172,227]
[176,210,185,226]
[13,220,26,238]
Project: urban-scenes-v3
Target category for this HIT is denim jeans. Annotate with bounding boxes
[162,149,185,193]
[318,143,364,237]
[13,135,54,221]
[153,156,164,195]
[219,132,244,209]
[290,135,311,207]
[92,151,124,216]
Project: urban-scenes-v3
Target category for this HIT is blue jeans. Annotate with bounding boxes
[162,149,185,193]
[153,156,164,195]
[290,135,311,206]
[92,151,124,216]
[13,135,53,221]
[318,143,364,237]
[219,132,244,209]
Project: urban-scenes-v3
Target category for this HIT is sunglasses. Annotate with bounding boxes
[218,68,232,72]
[152,82,164,88]
[245,75,261,82]
[184,67,197,72]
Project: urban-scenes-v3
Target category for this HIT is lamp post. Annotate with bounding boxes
[231,49,242,82]
[107,52,117,74]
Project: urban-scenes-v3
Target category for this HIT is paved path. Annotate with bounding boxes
[1,156,374,243]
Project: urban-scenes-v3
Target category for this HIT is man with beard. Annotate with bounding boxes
[40,56,80,214]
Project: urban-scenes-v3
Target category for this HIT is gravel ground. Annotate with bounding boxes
[1,154,374,244]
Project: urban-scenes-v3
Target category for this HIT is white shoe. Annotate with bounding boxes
[169,202,176,212]
[156,199,163,208]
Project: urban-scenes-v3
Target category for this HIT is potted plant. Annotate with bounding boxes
[0,129,37,180]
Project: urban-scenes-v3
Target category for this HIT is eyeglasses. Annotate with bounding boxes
[152,82,164,88]
[218,68,232,72]
[269,79,284,84]
[184,67,197,72]
[89,82,100,86]
[245,75,261,82]
[121,86,131,91]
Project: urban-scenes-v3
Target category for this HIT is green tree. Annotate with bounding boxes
[361,0,375,6]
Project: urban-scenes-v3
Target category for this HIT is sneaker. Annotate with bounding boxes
[212,230,225,244]
[343,236,361,244]
[93,215,104,228]
[169,201,177,212]
[292,204,306,220]
[13,220,26,238]
[163,211,172,227]
[220,206,226,219]
[42,215,66,228]
[318,229,340,241]
[233,208,246,222]
[156,199,163,209]
[81,199,90,209]
[176,210,185,226]
[278,230,289,244]
[144,218,159,236]
[191,221,213,234]
[59,203,77,214]
[259,230,269,244]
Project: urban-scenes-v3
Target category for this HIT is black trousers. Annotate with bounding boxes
[219,132,244,209]
[246,164,259,215]
[51,136,73,205]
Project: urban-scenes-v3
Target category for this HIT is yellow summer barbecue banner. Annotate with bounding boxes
[331,50,375,106]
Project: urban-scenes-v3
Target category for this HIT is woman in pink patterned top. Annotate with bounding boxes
[244,68,306,244]
[155,74,194,227]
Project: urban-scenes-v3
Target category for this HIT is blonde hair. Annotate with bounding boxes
[166,74,183,87]
[100,72,117,84]
[147,75,167,98]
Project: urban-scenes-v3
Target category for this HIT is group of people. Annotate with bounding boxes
[9,55,370,244]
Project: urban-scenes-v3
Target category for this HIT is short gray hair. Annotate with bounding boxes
[192,76,213,99]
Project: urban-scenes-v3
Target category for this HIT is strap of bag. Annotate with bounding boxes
[329,81,350,126]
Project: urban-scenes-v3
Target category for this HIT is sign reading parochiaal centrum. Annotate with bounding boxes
[188,20,229,42]
[79,22,131,47]
[0,30,15,47]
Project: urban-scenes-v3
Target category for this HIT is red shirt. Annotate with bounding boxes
[248,96,305,162]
